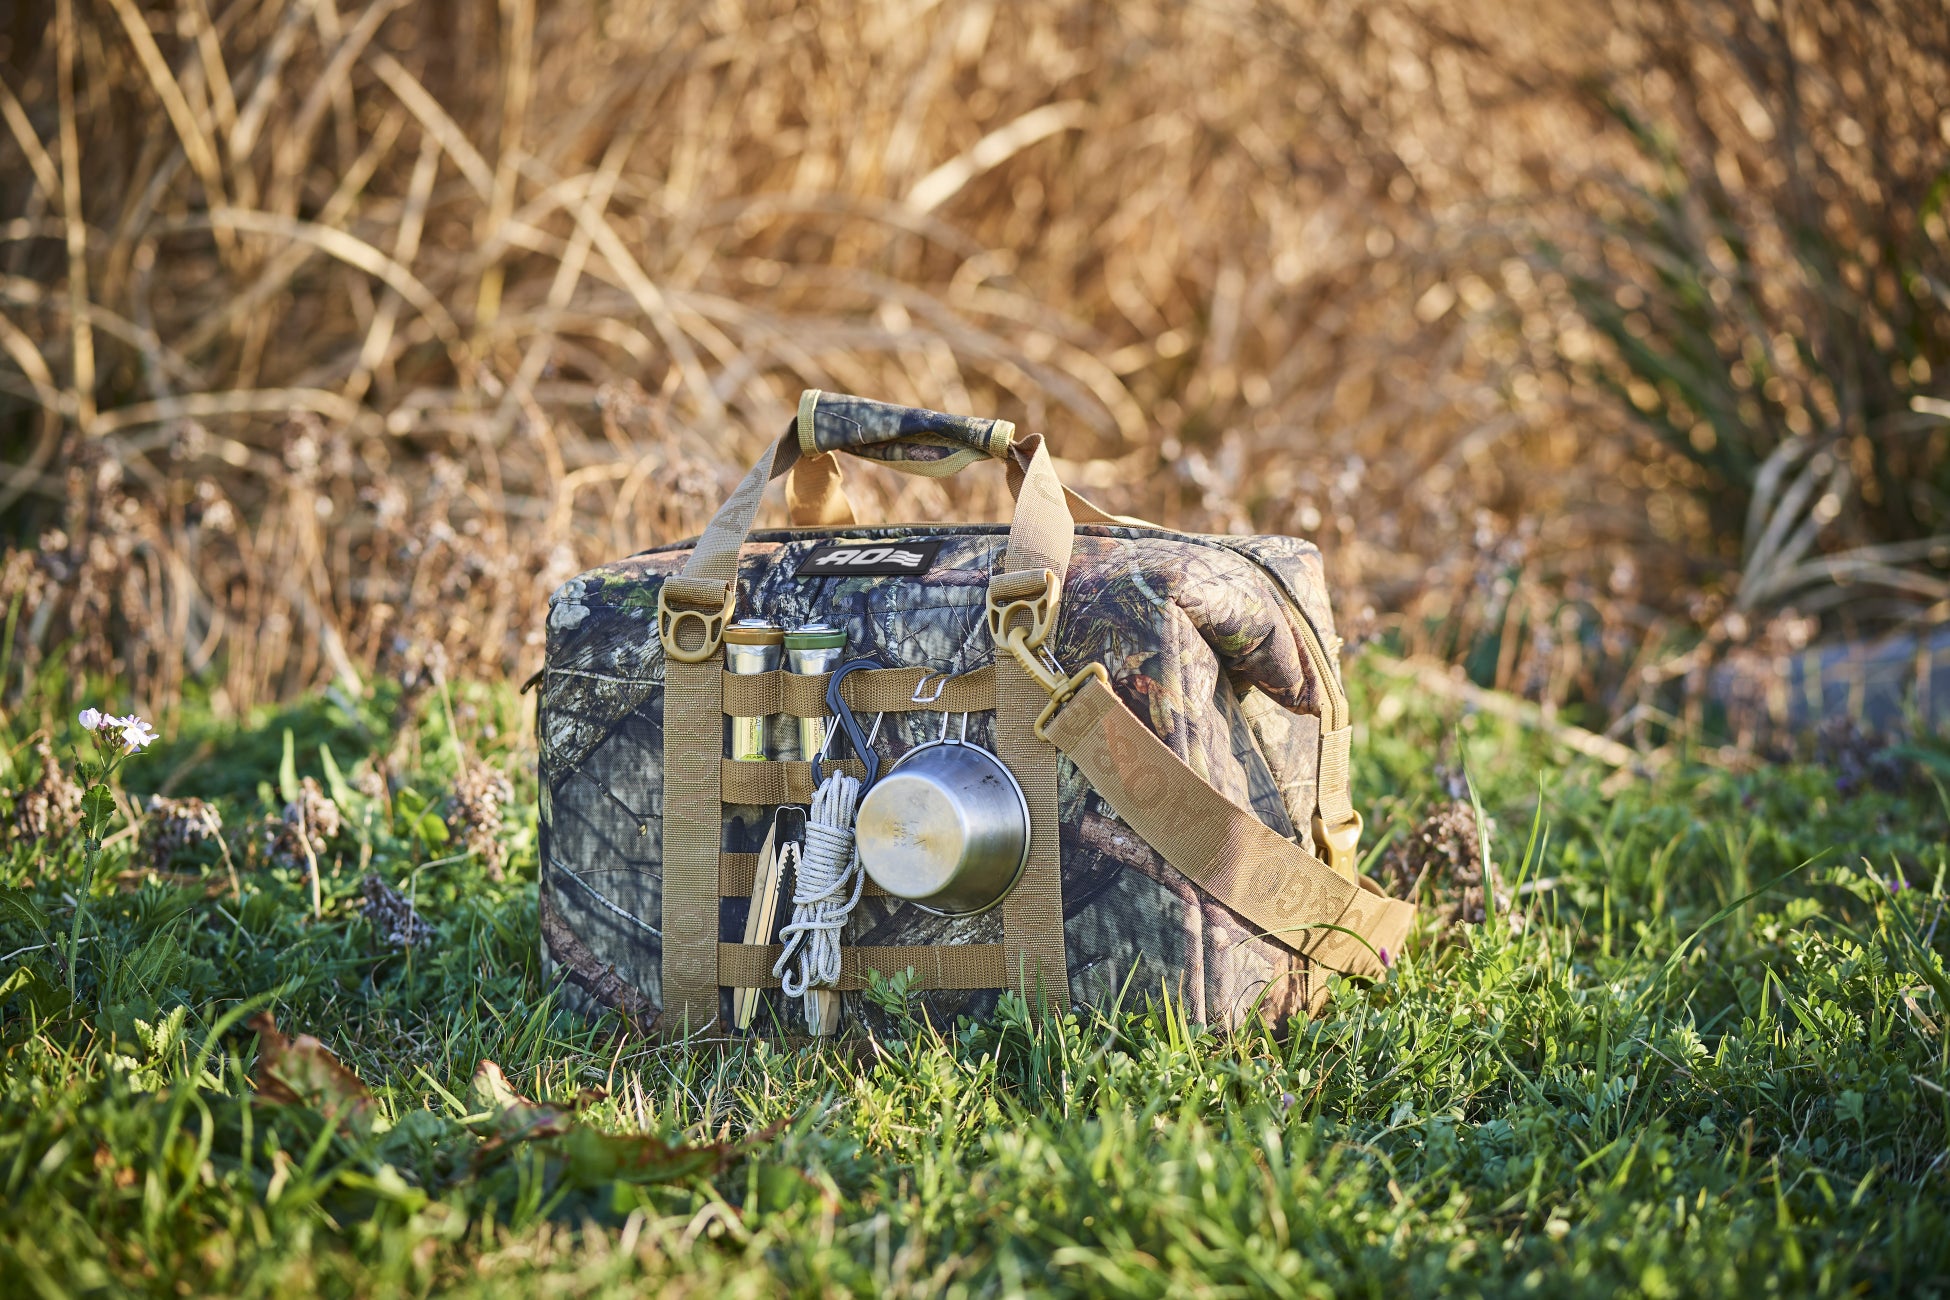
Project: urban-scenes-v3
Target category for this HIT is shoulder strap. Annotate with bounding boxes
[1038,673,1412,979]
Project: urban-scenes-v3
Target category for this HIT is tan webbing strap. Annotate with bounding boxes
[1061,484,1164,530]
[680,439,798,585]
[720,757,868,806]
[721,665,998,719]
[718,942,1007,991]
[721,671,783,719]
[659,436,805,1031]
[835,665,996,715]
[1315,722,1361,879]
[660,579,732,1030]
[785,451,858,527]
[1040,674,1414,979]
[990,435,1075,1015]
[778,672,829,719]
[720,851,762,895]
[995,653,1069,1012]
[722,852,889,899]
[1317,723,1354,825]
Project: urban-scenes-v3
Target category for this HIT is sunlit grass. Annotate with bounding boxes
[2,660,1946,1294]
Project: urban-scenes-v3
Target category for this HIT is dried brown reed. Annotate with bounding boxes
[0,0,1943,734]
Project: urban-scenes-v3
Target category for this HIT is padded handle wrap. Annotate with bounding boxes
[797,389,1015,476]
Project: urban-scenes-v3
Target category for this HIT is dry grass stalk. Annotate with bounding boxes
[0,0,1940,737]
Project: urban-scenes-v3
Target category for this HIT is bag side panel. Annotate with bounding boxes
[537,554,681,1018]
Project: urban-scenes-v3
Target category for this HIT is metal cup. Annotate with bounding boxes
[855,732,1029,916]
[724,619,782,761]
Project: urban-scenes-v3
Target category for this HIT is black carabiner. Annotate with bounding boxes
[815,658,884,788]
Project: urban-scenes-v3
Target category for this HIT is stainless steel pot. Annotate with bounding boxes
[855,733,1029,916]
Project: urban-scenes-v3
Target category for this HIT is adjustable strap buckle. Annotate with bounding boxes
[1031,659,1108,741]
[657,580,736,663]
[1312,810,1364,878]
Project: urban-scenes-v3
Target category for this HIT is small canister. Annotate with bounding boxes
[724,619,783,761]
[783,623,847,761]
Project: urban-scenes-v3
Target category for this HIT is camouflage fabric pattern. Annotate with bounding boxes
[539,523,1344,1034]
[804,392,1014,469]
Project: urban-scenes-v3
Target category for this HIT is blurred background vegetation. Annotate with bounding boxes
[0,0,1946,744]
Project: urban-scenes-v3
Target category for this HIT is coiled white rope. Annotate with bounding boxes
[771,771,865,1000]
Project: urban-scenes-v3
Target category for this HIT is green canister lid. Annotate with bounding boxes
[784,622,847,650]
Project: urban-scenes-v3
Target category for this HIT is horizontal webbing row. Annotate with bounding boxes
[717,942,1006,991]
[721,664,995,719]
[720,851,890,899]
[721,757,868,805]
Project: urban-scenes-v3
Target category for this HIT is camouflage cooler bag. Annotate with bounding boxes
[538,390,1417,1034]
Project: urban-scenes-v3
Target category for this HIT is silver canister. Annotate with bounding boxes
[854,730,1030,916]
[724,619,783,761]
[783,623,847,761]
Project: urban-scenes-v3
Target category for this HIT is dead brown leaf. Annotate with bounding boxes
[248,1012,379,1139]
[466,1058,776,1189]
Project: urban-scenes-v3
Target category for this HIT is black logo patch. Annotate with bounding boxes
[795,539,944,579]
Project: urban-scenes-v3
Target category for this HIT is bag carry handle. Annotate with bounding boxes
[774,387,1019,532]
[782,389,1156,531]
[799,388,1016,473]
[661,391,1079,653]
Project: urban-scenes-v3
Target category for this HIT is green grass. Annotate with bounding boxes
[2,664,1948,1297]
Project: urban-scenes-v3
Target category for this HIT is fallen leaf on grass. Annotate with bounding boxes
[248,1012,379,1139]
[245,1027,775,1201]
[467,1058,766,1189]
[469,1059,573,1144]
[539,1124,741,1189]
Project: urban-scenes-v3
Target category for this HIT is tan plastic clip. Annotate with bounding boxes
[1312,810,1365,878]
[985,568,1060,652]
[987,567,1106,739]
[1032,660,1109,741]
[657,582,736,663]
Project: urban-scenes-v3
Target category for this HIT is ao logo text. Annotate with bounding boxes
[795,538,945,579]
[812,548,927,569]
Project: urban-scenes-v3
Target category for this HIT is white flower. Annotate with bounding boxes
[116,716,157,753]
[78,708,105,730]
